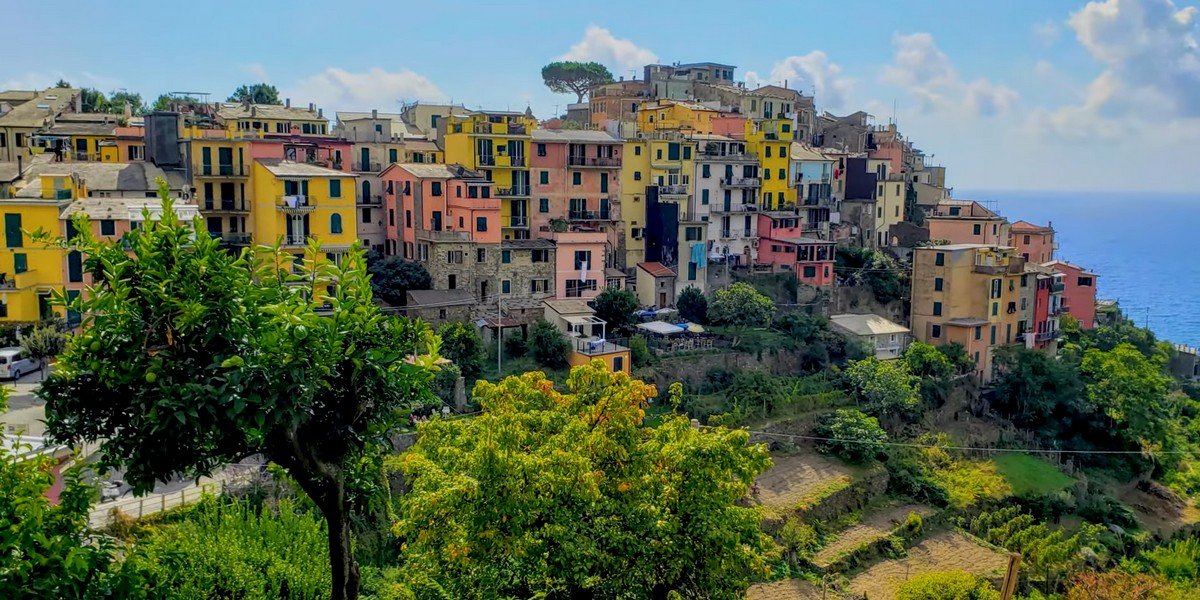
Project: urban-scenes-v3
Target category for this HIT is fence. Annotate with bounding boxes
[88,465,261,527]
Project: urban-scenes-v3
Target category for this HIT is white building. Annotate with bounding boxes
[829,313,911,360]
[693,134,760,266]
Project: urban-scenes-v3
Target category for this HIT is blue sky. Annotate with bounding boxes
[6,0,1199,192]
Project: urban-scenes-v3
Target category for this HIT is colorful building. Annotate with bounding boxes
[0,174,77,322]
[588,79,650,130]
[1010,221,1055,264]
[0,88,81,162]
[1021,265,1065,352]
[214,101,329,137]
[552,231,607,299]
[744,118,795,210]
[694,134,759,266]
[636,100,719,134]
[910,244,1026,382]
[529,128,622,259]
[926,200,1010,246]
[789,144,836,238]
[250,159,357,257]
[1044,260,1098,329]
[441,111,538,241]
[757,212,835,287]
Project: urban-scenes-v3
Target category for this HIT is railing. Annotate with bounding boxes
[502,155,526,167]
[569,209,611,221]
[1035,330,1061,342]
[567,156,621,167]
[658,184,688,196]
[417,229,473,242]
[358,194,383,206]
[0,275,15,290]
[699,151,755,161]
[277,195,314,213]
[972,263,1009,275]
[507,215,529,227]
[721,177,761,188]
[211,231,251,244]
[712,203,758,213]
[354,161,382,172]
[477,155,495,166]
[283,235,308,246]
[1050,281,1065,293]
[73,151,100,162]
[205,199,245,211]
[496,186,530,197]
[572,337,628,356]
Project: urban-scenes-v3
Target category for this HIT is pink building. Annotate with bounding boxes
[710,113,749,138]
[1044,260,1098,329]
[529,128,622,253]
[926,200,1010,246]
[553,231,607,299]
[381,163,497,259]
[1010,221,1055,264]
[756,213,835,287]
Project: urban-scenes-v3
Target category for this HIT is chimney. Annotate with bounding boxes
[285,98,291,108]
[309,102,315,112]
[17,155,23,175]
[372,109,378,119]
[251,106,257,118]
[318,108,323,118]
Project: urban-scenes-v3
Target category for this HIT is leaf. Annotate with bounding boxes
[220,356,245,368]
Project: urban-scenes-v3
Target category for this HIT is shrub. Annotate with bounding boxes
[504,333,527,359]
[844,356,921,421]
[779,518,820,561]
[528,320,570,369]
[815,408,888,463]
[629,335,652,368]
[591,288,638,335]
[431,362,461,405]
[1140,538,1200,585]
[676,286,708,324]
[438,322,485,380]
[895,570,1000,600]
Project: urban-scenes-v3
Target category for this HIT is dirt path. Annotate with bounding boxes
[812,504,935,568]
[755,453,858,513]
[847,531,1009,600]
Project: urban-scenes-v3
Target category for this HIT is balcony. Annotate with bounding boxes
[711,203,759,213]
[720,177,762,189]
[283,235,307,247]
[801,195,835,208]
[572,337,629,356]
[658,184,688,197]
[278,195,315,214]
[495,185,530,197]
[495,155,525,168]
[416,229,473,242]
[471,122,528,136]
[205,199,247,212]
[507,215,529,228]
[358,194,383,206]
[353,161,382,172]
[1035,330,1061,342]
[211,231,251,245]
[972,262,1011,275]
[698,150,756,162]
[201,164,248,177]
[1050,281,1065,293]
[477,155,496,167]
[567,156,621,168]
[569,209,612,221]
[73,151,100,162]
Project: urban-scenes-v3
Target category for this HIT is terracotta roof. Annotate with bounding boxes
[1011,220,1054,233]
[638,262,676,278]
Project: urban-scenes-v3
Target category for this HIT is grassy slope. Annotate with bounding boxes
[992,453,1075,496]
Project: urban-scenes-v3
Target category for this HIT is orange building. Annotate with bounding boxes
[926,200,1010,246]
[1010,221,1055,264]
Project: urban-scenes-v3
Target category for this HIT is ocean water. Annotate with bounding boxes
[959,190,1200,347]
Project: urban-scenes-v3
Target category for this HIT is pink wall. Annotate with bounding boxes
[382,166,500,257]
[868,143,904,176]
[711,115,748,138]
[529,139,621,244]
[1012,226,1055,264]
[63,217,137,292]
[1051,262,1097,329]
[927,218,1008,245]
[553,231,606,299]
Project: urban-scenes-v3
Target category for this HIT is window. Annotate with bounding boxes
[13,253,27,273]
[4,214,21,247]
[973,223,981,235]
[477,248,486,262]
[530,279,550,293]
[502,250,511,264]
[502,280,511,294]
[100,219,116,236]
[1020,274,1028,287]
[949,206,961,216]
[778,168,785,180]
[329,179,342,198]
[975,326,982,340]
[67,251,83,282]
[448,274,456,289]
[1023,234,1031,244]
[685,226,702,241]
[1078,276,1093,286]
[990,325,997,345]
[991,278,1002,298]
[431,181,442,196]
[572,172,582,186]
[531,249,549,262]
[633,171,642,181]
[688,262,697,281]
[447,251,463,264]
[701,189,709,205]
[763,169,771,180]
[992,302,999,316]
[539,198,549,213]
[656,148,663,160]
[934,252,944,266]
[536,143,546,157]
[613,356,624,372]
[361,207,371,223]
[803,266,816,278]
[702,164,710,178]
[574,250,591,269]
[931,324,942,338]
[934,277,943,291]
[389,148,398,163]
[634,146,641,156]
[765,146,772,158]
[933,301,942,316]
[683,146,691,159]
[539,171,549,184]
[476,216,487,232]
[405,210,411,227]
[330,213,343,234]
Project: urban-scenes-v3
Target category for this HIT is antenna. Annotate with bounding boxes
[892,98,897,126]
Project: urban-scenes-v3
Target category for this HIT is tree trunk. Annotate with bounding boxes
[324,492,361,600]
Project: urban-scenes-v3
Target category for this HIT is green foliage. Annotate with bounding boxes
[779,518,821,561]
[836,247,908,304]
[17,322,67,366]
[970,507,1105,591]
[503,332,527,359]
[365,252,432,306]
[845,356,921,420]
[887,434,1009,509]
[55,79,72,88]
[1138,538,1200,586]
[992,346,1085,435]
[115,499,331,599]
[991,453,1075,496]
[903,341,956,406]
[938,342,976,374]
[629,334,652,369]
[395,361,774,598]
[815,408,889,462]
[227,83,282,104]
[895,570,1001,600]
[677,285,708,324]
[693,370,848,425]
[430,361,461,405]
[437,322,484,380]
[540,61,614,102]
[709,282,774,329]
[590,287,638,335]
[37,180,437,600]
[527,319,570,369]
[1081,343,1183,461]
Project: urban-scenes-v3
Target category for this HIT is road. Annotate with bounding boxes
[1,367,51,436]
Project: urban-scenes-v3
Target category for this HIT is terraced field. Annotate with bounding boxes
[755,453,860,516]
[847,531,1009,600]
[745,578,828,600]
[812,504,936,568]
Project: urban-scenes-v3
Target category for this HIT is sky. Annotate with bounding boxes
[4,0,1199,193]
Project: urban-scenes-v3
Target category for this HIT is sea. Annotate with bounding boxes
[959,190,1200,348]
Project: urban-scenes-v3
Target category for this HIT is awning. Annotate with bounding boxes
[637,321,685,335]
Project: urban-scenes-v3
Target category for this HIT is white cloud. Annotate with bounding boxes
[744,51,855,111]
[242,63,269,82]
[1033,60,1057,78]
[285,67,447,112]
[881,32,1019,117]
[1032,19,1061,44]
[1067,0,1200,117]
[560,25,658,75]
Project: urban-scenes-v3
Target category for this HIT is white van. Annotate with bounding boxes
[0,347,41,380]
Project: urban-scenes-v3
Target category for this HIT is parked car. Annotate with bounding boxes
[0,347,42,380]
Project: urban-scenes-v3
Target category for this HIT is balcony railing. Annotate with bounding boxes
[1050,281,1065,293]
[1035,330,1062,342]
[572,337,628,356]
[720,177,761,189]
[283,235,308,247]
[477,155,495,166]
[496,186,530,197]
[658,184,688,196]
[210,231,251,245]
[507,215,529,227]
[501,155,525,167]
[353,161,382,172]
[200,164,248,176]
[567,156,621,167]
[569,209,612,221]
[972,263,1010,275]
[358,194,383,206]
[205,199,246,211]
[278,195,314,213]
[712,203,759,213]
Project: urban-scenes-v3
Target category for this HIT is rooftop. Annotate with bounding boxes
[0,88,79,128]
[1011,220,1054,233]
[502,238,555,250]
[946,317,990,327]
[256,159,348,178]
[530,128,621,143]
[638,262,676,278]
[392,163,485,180]
[215,102,325,122]
[406,289,475,307]
[790,143,834,162]
[59,198,200,221]
[1043,259,1097,276]
[830,313,910,336]
[543,298,595,316]
[19,161,177,195]
[919,243,1014,251]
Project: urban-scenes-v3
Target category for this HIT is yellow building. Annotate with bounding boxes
[874,175,907,247]
[215,102,329,137]
[745,118,795,210]
[442,111,537,240]
[0,174,82,322]
[251,159,356,257]
[0,88,81,162]
[188,134,257,246]
[41,114,120,162]
[910,244,1026,382]
[635,100,718,134]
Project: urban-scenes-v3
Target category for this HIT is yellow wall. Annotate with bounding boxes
[621,140,649,268]
[442,113,537,235]
[0,197,70,322]
[567,349,631,374]
[223,117,327,137]
[67,135,113,161]
[876,179,906,245]
[636,102,717,134]
[250,163,356,251]
[745,119,795,210]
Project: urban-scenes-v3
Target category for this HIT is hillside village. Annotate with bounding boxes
[2,63,1199,600]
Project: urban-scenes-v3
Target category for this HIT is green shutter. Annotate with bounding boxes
[13,253,27,273]
[5,214,22,248]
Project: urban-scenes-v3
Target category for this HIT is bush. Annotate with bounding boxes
[677,286,708,324]
[896,570,1000,600]
[815,408,888,463]
[1140,538,1200,585]
[431,362,461,405]
[528,320,570,369]
[365,253,431,306]
[504,333,527,359]
[844,356,921,421]
[779,518,820,561]
[629,335,652,368]
[438,322,484,380]
[591,288,638,335]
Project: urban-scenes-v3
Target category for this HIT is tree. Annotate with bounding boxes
[0,389,122,598]
[38,180,439,600]
[365,252,431,306]
[709,282,774,346]
[527,319,570,369]
[541,61,614,103]
[437,321,484,380]
[394,361,773,598]
[896,570,1000,600]
[79,88,110,113]
[17,323,66,380]
[992,346,1084,436]
[54,79,71,88]
[629,334,652,368]
[677,285,708,324]
[844,356,920,420]
[1081,343,1183,460]
[590,287,638,335]
[107,91,145,115]
[228,83,282,105]
[903,341,956,406]
[815,408,889,463]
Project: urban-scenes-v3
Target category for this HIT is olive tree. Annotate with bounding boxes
[38,181,438,600]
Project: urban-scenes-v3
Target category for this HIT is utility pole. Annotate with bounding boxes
[497,292,503,374]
